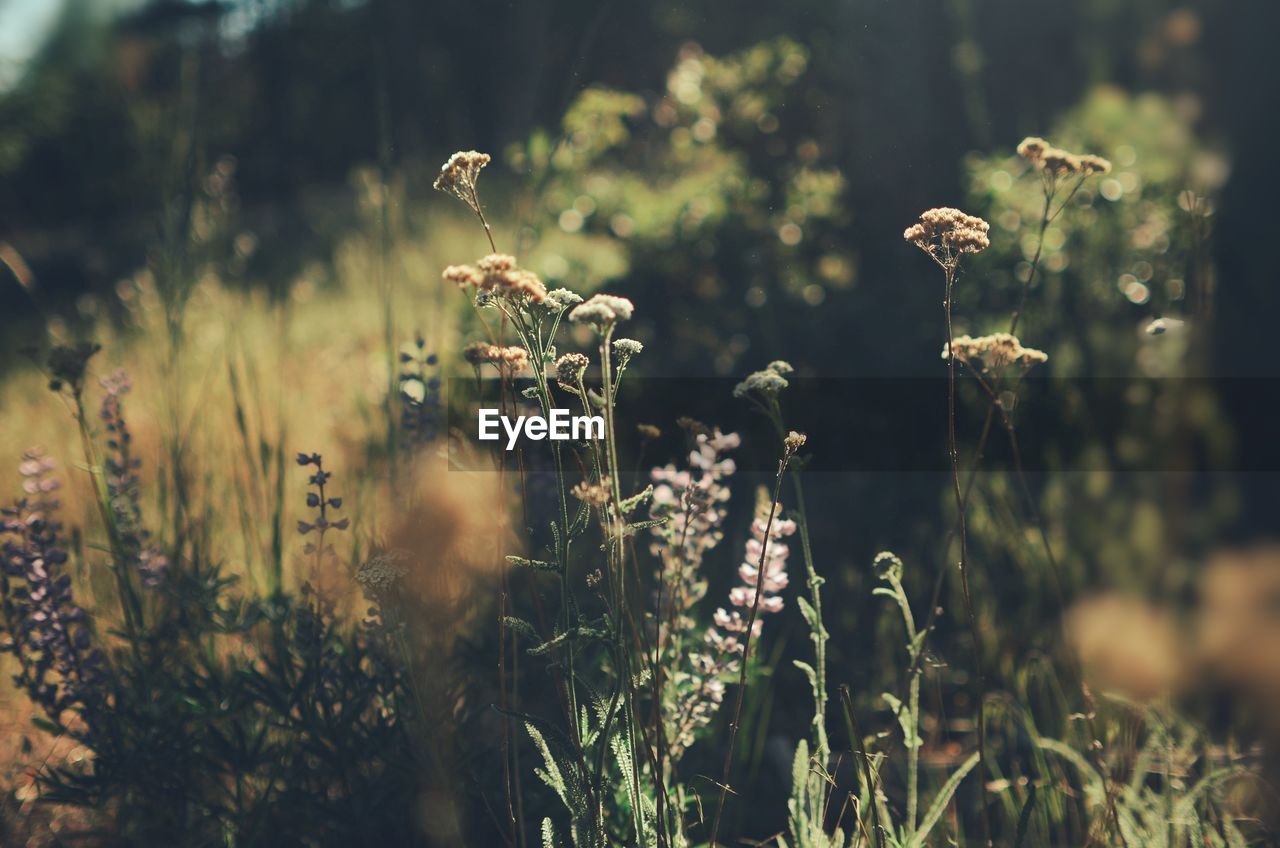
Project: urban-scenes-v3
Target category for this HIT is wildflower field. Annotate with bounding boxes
[0,1,1277,845]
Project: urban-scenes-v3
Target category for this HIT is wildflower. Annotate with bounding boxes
[1016,136,1050,162]
[649,429,740,758]
[400,336,442,448]
[356,551,408,597]
[650,428,738,583]
[443,254,547,305]
[463,342,529,377]
[554,352,589,387]
[904,207,991,271]
[940,332,1048,371]
[543,288,584,312]
[1077,154,1112,175]
[298,452,349,601]
[637,423,662,441]
[1040,148,1082,176]
[664,488,793,757]
[784,431,807,452]
[612,338,643,359]
[568,294,634,329]
[98,369,169,589]
[1017,136,1111,180]
[0,450,106,726]
[733,360,791,399]
[432,150,491,213]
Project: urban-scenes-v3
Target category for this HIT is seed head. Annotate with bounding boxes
[904,207,991,271]
[555,352,589,386]
[784,431,807,452]
[443,254,547,305]
[941,332,1048,371]
[433,150,491,213]
[1016,136,1050,162]
[464,342,529,375]
[569,294,634,329]
[544,288,584,311]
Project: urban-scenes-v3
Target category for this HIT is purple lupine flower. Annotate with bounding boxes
[99,370,169,589]
[0,450,105,729]
[294,456,345,561]
[647,427,745,760]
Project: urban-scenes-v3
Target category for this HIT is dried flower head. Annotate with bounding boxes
[543,288,584,312]
[555,352,589,386]
[637,423,662,440]
[356,551,409,596]
[784,431,807,452]
[1018,137,1111,182]
[568,294,634,329]
[941,332,1048,371]
[1016,136,1051,162]
[464,342,529,376]
[904,207,991,271]
[443,254,547,305]
[433,150,491,213]
[1077,154,1112,175]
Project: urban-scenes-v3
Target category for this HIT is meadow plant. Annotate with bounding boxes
[0,451,105,729]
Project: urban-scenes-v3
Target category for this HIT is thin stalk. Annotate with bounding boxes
[839,685,882,848]
[944,265,992,847]
[708,442,796,847]
[598,324,647,846]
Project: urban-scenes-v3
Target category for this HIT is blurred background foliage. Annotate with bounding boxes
[1,0,1278,843]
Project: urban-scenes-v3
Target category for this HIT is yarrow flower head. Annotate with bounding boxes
[463,342,529,376]
[904,207,991,271]
[432,150,491,213]
[356,551,408,597]
[941,332,1048,371]
[733,359,792,399]
[543,288,584,312]
[1017,136,1111,181]
[443,254,547,305]
[612,338,643,369]
[568,294,634,330]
